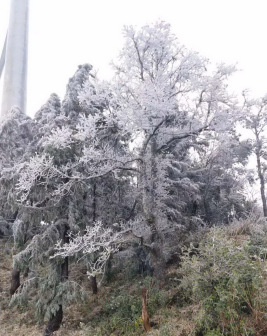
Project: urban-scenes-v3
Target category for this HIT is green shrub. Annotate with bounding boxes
[179,227,265,336]
[83,277,171,336]
[142,276,171,314]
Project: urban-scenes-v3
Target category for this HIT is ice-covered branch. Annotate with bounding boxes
[51,221,123,277]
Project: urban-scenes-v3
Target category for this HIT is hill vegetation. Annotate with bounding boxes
[0,22,267,336]
[1,216,266,335]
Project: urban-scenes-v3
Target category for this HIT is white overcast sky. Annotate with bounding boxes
[0,0,267,117]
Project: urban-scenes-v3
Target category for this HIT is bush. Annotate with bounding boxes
[84,278,171,336]
[179,225,266,336]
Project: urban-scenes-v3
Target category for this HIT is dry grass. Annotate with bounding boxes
[226,214,267,237]
[147,305,197,336]
[0,247,195,336]
[0,240,39,335]
[1,217,266,336]
[0,240,86,336]
[244,259,267,336]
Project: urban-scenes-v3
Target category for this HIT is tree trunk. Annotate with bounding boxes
[141,138,167,282]
[104,255,113,282]
[259,172,267,217]
[93,183,97,222]
[141,288,151,332]
[203,197,212,225]
[255,140,267,217]
[43,305,63,336]
[91,275,98,294]
[151,256,166,283]
[10,268,20,295]
[43,221,69,336]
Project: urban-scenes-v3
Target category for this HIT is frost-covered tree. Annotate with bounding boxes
[14,64,135,335]
[189,132,252,224]
[2,21,264,336]
[17,22,239,283]
[0,107,36,296]
[242,93,267,217]
[52,221,123,279]
[0,107,34,235]
[105,21,237,277]
[13,67,99,336]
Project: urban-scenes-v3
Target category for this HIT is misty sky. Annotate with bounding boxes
[0,0,267,117]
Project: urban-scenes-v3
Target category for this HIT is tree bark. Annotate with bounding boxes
[141,138,166,281]
[43,305,63,336]
[255,132,267,217]
[43,222,69,336]
[93,183,97,222]
[91,275,98,294]
[258,167,267,217]
[150,240,166,283]
[203,198,212,225]
[141,288,151,332]
[10,268,20,295]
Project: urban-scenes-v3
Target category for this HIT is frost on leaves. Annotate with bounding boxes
[52,221,122,278]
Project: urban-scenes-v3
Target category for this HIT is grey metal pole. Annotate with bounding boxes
[1,0,29,118]
[0,33,7,80]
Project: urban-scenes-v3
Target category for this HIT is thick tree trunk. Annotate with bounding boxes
[141,138,167,282]
[10,268,20,295]
[203,198,212,225]
[150,243,166,283]
[43,305,63,336]
[142,213,166,281]
[90,275,98,294]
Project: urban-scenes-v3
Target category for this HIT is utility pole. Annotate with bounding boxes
[0,0,29,118]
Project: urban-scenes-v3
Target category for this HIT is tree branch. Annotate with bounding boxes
[157,124,209,153]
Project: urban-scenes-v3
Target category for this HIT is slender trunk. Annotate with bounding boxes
[91,275,98,295]
[10,268,20,295]
[91,185,98,293]
[255,131,267,217]
[10,211,21,295]
[93,183,96,222]
[43,222,69,336]
[203,197,212,225]
[104,255,113,282]
[141,288,151,332]
[60,224,69,281]
[257,159,267,217]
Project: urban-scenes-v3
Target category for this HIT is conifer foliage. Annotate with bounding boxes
[0,22,266,335]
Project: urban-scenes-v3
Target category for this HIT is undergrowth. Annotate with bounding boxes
[179,216,267,336]
[0,215,266,336]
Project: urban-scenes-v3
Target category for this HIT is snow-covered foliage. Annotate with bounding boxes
[52,221,123,277]
[13,23,248,275]
[1,21,265,335]
[0,107,35,235]
[104,22,239,239]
